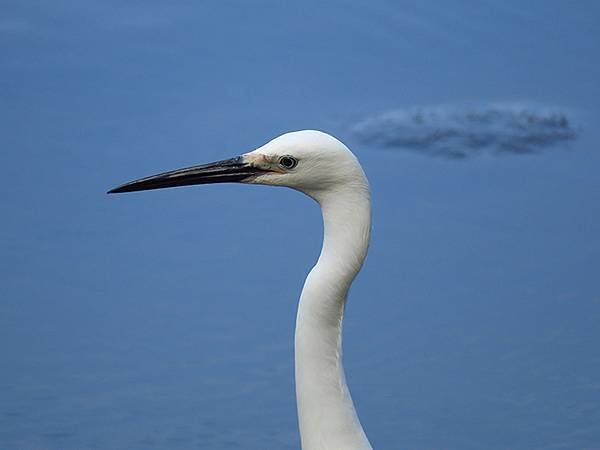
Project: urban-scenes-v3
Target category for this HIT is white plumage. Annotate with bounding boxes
[109,130,373,450]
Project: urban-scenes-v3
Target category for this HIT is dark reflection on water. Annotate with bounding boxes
[351,104,578,159]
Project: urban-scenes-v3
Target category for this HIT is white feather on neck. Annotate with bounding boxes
[295,181,372,450]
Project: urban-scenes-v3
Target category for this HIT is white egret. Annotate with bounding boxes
[109,130,373,450]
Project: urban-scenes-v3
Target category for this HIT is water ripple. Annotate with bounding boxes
[351,104,578,159]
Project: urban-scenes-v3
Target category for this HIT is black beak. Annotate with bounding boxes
[107,156,267,194]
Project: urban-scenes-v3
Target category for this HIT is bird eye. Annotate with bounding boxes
[278,155,298,170]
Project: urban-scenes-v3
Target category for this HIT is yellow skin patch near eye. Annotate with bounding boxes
[243,152,286,173]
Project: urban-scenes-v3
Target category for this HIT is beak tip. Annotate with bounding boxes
[107,185,128,194]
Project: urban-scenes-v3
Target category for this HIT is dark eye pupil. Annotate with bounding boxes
[280,156,296,169]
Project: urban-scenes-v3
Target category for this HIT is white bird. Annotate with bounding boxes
[109,130,373,450]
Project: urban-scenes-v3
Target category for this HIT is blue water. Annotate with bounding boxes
[2,1,599,449]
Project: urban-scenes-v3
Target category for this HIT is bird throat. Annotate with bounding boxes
[294,189,373,450]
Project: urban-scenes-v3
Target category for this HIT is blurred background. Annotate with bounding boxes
[1,1,599,449]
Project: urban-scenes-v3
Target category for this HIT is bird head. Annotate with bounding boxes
[108,130,368,201]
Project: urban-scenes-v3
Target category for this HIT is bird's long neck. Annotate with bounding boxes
[295,185,373,450]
